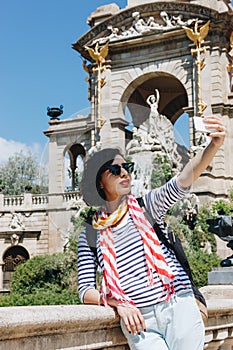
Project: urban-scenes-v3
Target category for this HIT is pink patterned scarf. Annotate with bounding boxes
[92,194,175,306]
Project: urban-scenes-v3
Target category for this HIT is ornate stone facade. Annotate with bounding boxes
[73,0,233,204]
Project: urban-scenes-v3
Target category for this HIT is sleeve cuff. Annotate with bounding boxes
[174,174,191,195]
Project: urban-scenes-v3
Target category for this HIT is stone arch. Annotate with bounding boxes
[120,71,188,129]
[64,143,86,191]
[2,245,30,290]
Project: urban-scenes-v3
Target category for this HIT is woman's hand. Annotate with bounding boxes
[204,115,226,147]
[105,296,145,334]
[178,115,226,188]
[116,303,146,335]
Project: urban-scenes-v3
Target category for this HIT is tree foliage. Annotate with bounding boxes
[151,154,174,188]
[0,251,80,306]
[11,252,77,294]
[0,150,48,194]
[69,206,97,253]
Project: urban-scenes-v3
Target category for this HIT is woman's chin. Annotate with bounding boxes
[118,188,131,197]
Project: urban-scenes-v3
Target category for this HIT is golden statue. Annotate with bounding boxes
[227,32,233,74]
[84,41,109,71]
[183,20,210,116]
[82,60,92,100]
[84,41,109,137]
[183,20,210,49]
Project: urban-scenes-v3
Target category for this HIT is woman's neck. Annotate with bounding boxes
[106,196,125,213]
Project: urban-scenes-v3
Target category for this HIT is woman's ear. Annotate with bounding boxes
[99,182,104,189]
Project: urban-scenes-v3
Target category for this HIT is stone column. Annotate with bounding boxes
[0,263,4,290]
[0,193,3,208]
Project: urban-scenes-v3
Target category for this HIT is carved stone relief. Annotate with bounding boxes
[91,11,198,45]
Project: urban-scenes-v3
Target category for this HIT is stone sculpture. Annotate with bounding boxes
[9,212,25,231]
[91,11,198,45]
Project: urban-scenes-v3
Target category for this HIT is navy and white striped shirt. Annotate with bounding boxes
[78,176,192,308]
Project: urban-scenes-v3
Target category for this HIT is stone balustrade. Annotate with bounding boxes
[0,192,81,210]
[0,296,232,350]
[3,195,24,207]
[202,285,233,349]
[205,299,233,349]
[32,194,48,205]
[0,193,48,209]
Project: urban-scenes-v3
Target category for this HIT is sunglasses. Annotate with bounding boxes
[107,162,135,176]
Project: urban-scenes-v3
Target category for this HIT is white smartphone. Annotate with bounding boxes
[193,116,216,133]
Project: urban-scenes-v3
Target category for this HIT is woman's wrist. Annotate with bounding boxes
[116,301,136,309]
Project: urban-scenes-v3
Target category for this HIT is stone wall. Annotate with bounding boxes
[0,288,232,350]
[0,192,80,290]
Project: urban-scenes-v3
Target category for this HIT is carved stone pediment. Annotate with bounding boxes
[73,2,217,59]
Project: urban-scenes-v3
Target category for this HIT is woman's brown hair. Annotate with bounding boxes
[81,148,123,206]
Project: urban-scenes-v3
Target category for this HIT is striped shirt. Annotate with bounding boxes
[78,176,192,308]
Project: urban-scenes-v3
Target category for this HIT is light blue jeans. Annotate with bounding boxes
[120,292,205,350]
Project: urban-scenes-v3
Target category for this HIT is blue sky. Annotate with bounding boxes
[0,0,127,163]
[1,1,231,163]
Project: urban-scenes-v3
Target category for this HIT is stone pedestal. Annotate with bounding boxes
[208,267,233,285]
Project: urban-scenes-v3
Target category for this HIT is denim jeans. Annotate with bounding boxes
[120,292,205,350]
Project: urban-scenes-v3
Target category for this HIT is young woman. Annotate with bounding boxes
[78,115,225,350]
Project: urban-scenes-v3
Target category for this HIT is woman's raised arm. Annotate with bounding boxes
[177,115,226,189]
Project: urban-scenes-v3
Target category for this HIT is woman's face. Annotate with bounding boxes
[99,155,132,203]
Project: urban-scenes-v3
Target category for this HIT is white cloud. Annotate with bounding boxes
[0,137,41,164]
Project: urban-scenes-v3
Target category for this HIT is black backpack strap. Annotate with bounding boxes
[85,223,98,259]
[83,208,98,262]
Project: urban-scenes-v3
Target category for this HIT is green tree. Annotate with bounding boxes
[186,250,221,287]
[69,206,97,253]
[0,251,80,306]
[66,168,80,192]
[151,154,174,189]
[0,150,48,195]
[10,252,77,294]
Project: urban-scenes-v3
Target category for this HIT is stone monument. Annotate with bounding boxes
[73,0,233,208]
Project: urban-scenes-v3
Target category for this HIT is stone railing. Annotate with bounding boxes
[0,192,81,210]
[63,191,81,202]
[32,194,48,205]
[205,300,233,349]
[0,297,232,350]
[202,285,233,349]
[2,195,24,207]
[0,193,48,209]
[0,305,126,350]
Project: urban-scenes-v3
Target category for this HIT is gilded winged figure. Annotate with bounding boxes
[84,41,109,69]
[183,20,210,48]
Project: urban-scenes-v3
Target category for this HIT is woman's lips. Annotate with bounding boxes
[120,179,130,186]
